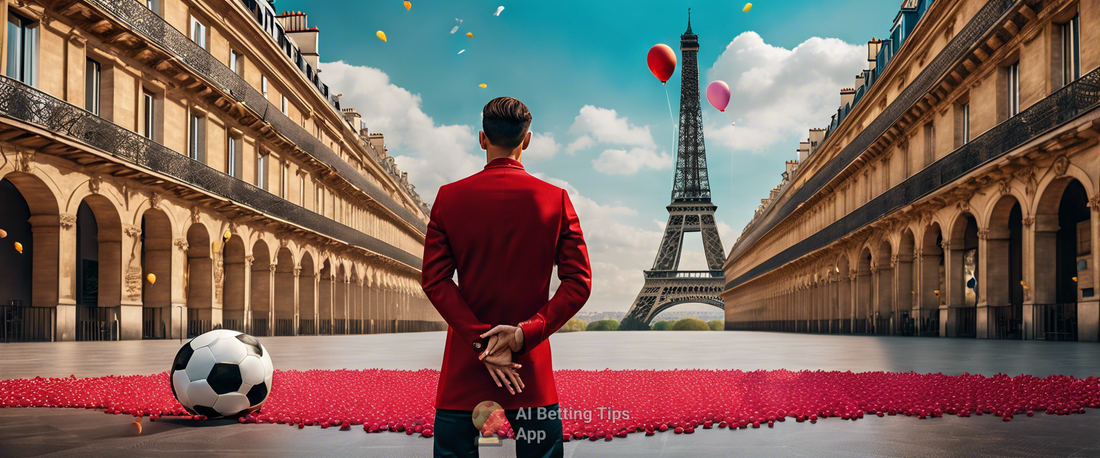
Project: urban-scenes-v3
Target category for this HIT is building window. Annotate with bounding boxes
[230,49,243,75]
[188,112,205,162]
[190,16,207,50]
[145,0,160,16]
[281,95,287,114]
[961,103,970,145]
[299,174,306,205]
[84,58,100,115]
[923,122,935,166]
[6,12,38,85]
[257,152,268,190]
[280,161,288,198]
[227,133,243,178]
[142,90,156,140]
[1007,62,1020,116]
[317,184,324,214]
[261,75,268,97]
[1061,14,1079,87]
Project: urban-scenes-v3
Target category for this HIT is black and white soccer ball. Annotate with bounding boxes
[170,329,273,418]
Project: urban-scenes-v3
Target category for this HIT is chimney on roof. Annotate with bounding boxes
[854,73,865,90]
[840,88,856,108]
[808,128,825,153]
[798,141,811,163]
[867,38,883,71]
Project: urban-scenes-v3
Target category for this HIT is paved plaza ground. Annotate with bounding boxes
[3,331,1100,457]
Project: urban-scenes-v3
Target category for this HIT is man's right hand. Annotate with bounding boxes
[482,335,524,395]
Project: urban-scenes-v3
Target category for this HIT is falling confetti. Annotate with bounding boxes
[494,6,504,16]
[146,273,156,285]
[2,369,1099,443]
[133,418,142,434]
[376,30,387,42]
[458,49,465,55]
[403,1,411,11]
[479,84,487,88]
[223,230,231,242]
[13,242,22,253]
[466,32,473,38]
[450,18,462,34]
[743,3,752,12]
[0,228,6,238]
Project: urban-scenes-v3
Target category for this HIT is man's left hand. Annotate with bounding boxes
[479,325,523,360]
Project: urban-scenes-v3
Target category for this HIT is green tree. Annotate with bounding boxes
[651,320,671,330]
[560,318,587,332]
[671,317,710,331]
[708,320,724,331]
[585,319,620,331]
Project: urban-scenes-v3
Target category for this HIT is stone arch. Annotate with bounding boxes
[0,173,60,340]
[274,246,295,336]
[835,253,851,333]
[222,234,247,332]
[298,251,316,335]
[250,239,272,336]
[74,194,124,341]
[876,237,894,331]
[983,194,1024,338]
[185,222,212,336]
[947,211,979,316]
[1032,176,1091,341]
[140,208,173,339]
[855,246,873,332]
[896,228,917,333]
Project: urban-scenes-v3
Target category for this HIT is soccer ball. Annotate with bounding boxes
[170,329,273,418]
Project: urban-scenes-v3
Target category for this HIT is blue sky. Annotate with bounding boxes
[277,0,904,311]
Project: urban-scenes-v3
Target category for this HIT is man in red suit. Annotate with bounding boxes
[422,97,592,457]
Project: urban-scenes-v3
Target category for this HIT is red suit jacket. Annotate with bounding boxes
[422,157,592,411]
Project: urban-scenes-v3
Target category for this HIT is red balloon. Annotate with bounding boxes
[647,44,677,84]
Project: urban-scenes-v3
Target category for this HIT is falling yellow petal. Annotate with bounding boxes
[376,31,387,42]
[478,84,487,88]
[403,1,411,11]
[0,228,6,238]
[743,3,752,12]
[223,230,231,241]
[1073,276,1079,282]
[14,242,23,253]
[147,273,157,285]
[133,419,142,434]
[466,32,473,38]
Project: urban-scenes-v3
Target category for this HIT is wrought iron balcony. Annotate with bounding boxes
[644,270,725,279]
[82,0,426,232]
[0,76,423,271]
[727,63,1100,291]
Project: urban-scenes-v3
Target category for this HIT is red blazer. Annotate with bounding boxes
[422,157,592,411]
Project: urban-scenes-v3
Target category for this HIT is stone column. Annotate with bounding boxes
[1030,215,1059,340]
[267,263,277,336]
[875,262,893,334]
[895,254,913,335]
[243,254,253,334]
[942,240,963,337]
[1080,199,1100,341]
[170,238,189,340]
[36,214,66,341]
[979,227,1010,339]
[119,225,144,340]
[292,267,301,336]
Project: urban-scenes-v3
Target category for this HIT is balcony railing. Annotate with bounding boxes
[728,60,1100,291]
[644,270,725,279]
[0,77,423,270]
[1032,303,1077,341]
[83,0,426,233]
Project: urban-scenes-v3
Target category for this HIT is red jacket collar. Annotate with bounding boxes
[484,157,525,170]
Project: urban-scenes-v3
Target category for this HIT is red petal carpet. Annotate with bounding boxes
[2,369,1098,442]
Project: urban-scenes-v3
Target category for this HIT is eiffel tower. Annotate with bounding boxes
[620,11,726,330]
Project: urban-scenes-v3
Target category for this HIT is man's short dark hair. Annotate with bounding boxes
[482,97,532,149]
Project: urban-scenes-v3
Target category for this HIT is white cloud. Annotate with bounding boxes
[568,105,657,149]
[705,32,865,154]
[318,61,483,201]
[565,135,595,155]
[564,105,673,175]
[524,132,560,162]
[593,147,672,175]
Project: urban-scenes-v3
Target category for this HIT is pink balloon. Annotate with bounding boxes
[706,81,731,112]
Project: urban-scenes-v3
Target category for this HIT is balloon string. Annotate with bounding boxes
[665,85,676,156]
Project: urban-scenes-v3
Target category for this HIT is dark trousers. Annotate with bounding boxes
[434,403,564,458]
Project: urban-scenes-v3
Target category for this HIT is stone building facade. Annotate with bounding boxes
[0,0,443,341]
[722,0,1100,341]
